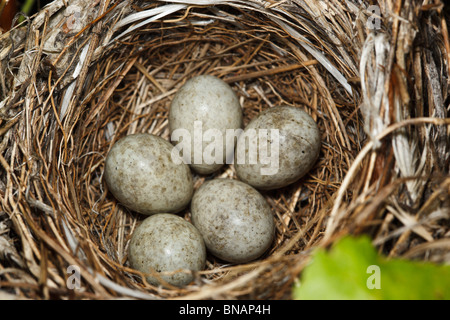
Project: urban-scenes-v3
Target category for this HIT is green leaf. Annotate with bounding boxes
[293,236,450,300]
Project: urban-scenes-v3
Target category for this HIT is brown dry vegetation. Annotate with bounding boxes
[0,0,449,299]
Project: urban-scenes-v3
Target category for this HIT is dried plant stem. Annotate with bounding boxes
[324,117,450,242]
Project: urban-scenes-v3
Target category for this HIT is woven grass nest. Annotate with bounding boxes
[0,0,449,300]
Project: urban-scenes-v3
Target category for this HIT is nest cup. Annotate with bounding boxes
[0,0,449,300]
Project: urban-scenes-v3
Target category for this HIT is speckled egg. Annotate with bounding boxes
[234,105,321,190]
[104,133,193,215]
[128,214,206,287]
[191,179,274,263]
[169,75,243,175]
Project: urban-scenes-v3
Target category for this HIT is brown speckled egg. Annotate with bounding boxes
[169,75,243,175]
[191,179,274,263]
[234,105,320,190]
[104,133,193,215]
[128,214,206,287]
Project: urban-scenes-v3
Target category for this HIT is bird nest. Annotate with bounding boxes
[0,0,449,300]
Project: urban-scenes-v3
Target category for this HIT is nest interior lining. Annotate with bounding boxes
[79,8,358,298]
